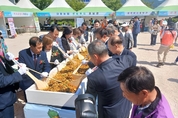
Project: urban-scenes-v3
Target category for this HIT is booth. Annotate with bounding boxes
[154,0,178,17]
[37,0,76,29]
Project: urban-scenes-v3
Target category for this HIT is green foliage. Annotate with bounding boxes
[66,0,86,11]
[141,0,154,9]
[102,0,122,11]
[30,0,53,10]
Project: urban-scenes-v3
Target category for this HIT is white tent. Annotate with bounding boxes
[77,0,113,18]
[155,0,178,16]
[37,0,75,18]
[116,0,154,17]
[16,0,40,12]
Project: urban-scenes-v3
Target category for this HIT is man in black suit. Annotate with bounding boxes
[0,53,27,118]
[18,36,51,90]
[86,40,133,118]
[108,35,137,66]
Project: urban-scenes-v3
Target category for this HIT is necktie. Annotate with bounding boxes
[33,54,37,66]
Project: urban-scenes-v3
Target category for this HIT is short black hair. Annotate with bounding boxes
[82,22,87,26]
[118,66,155,94]
[94,27,102,34]
[29,36,42,47]
[94,19,100,24]
[61,27,73,38]
[99,28,109,37]
[50,24,60,32]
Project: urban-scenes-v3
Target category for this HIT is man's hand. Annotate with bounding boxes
[82,59,88,65]
[54,59,60,65]
[5,52,15,61]
[40,72,49,78]
[18,63,28,75]
[63,53,69,58]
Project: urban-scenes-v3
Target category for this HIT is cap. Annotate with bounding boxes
[121,22,129,27]
[0,30,2,33]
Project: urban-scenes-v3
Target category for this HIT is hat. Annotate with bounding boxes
[162,20,168,26]
[121,22,129,27]
[0,30,2,33]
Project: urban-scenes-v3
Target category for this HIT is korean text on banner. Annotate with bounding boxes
[7,18,17,37]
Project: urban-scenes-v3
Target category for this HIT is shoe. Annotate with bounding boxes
[156,63,163,67]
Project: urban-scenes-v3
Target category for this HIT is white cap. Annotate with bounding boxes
[121,22,129,27]
[163,20,168,26]
[0,30,2,33]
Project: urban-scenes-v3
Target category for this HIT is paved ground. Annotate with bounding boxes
[5,32,178,118]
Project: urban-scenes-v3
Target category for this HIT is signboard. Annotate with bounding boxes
[0,11,3,18]
[7,18,17,37]
[4,11,32,17]
[33,14,40,32]
[37,12,111,17]
[158,11,178,16]
[76,18,84,28]
[116,11,152,16]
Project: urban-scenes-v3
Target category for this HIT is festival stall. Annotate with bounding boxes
[37,0,76,28]
[77,0,114,21]
[116,0,155,18]
[0,0,36,38]
[154,0,178,17]
[16,0,41,32]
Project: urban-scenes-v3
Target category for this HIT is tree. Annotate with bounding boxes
[141,0,154,9]
[66,0,86,11]
[102,0,122,11]
[30,0,53,10]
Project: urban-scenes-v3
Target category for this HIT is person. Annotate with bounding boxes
[18,36,51,90]
[167,17,172,26]
[174,56,178,65]
[90,19,100,42]
[156,22,177,67]
[0,30,8,56]
[42,35,64,69]
[108,35,137,66]
[118,66,174,118]
[150,20,160,45]
[60,27,77,55]
[121,22,134,49]
[40,25,60,42]
[86,40,134,118]
[80,22,89,42]
[141,19,145,32]
[0,52,28,118]
[132,16,140,47]
[70,28,82,50]
[101,16,108,28]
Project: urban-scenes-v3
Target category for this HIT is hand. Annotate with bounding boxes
[5,52,15,61]
[85,68,93,76]
[18,63,28,75]
[82,59,88,65]
[52,42,58,47]
[54,59,59,65]
[63,53,69,58]
[40,72,49,78]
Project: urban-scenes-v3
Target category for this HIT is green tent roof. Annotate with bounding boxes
[155,5,178,11]
[117,6,153,12]
[0,5,26,12]
[42,7,75,13]
[78,7,113,12]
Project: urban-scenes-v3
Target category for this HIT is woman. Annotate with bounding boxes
[42,35,64,69]
[70,28,81,50]
[0,30,8,57]
[151,20,160,45]
[61,27,76,55]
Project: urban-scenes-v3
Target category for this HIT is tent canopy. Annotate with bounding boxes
[116,0,154,16]
[42,0,75,12]
[155,0,178,11]
[77,0,113,17]
[16,0,41,12]
[0,0,23,12]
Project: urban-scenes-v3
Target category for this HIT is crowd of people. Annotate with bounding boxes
[0,15,176,118]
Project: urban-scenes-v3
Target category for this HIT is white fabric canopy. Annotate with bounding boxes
[85,0,109,7]
[121,0,148,7]
[156,0,178,7]
[0,0,17,6]
[16,0,39,9]
[47,0,71,8]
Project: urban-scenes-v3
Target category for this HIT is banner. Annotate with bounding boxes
[76,18,84,28]
[0,11,3,18]
[7,18,17,37]
[4,11,32,17]
[33,14,41,32]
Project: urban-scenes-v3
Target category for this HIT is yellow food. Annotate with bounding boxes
[43,50,89,93]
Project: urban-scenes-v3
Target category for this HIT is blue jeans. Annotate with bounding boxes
[151,34,157,45]
[175,56,178,62]
[0,105,14,118]
[133,33,138,47]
